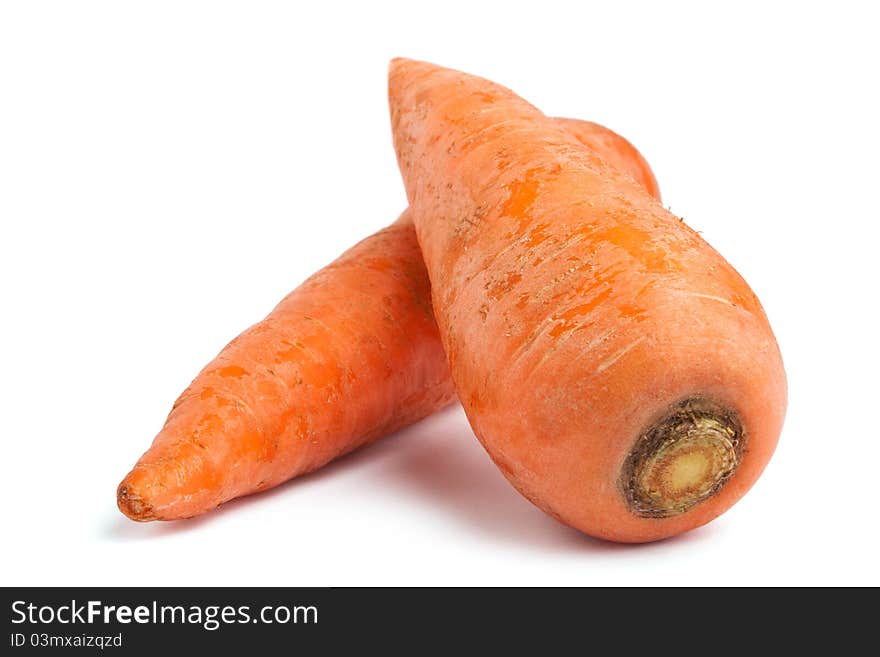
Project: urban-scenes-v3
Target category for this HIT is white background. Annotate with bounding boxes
[2,1,878,586]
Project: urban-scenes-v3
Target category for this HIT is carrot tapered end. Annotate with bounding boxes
[117,480,156,522]
[388,57,434,99]
[388,57,416,72]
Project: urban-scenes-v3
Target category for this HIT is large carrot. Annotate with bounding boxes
[117,119,658,521]
[389,59,786,543]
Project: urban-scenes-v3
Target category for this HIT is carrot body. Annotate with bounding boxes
[118,119,658,521]
[389,59,786,543]
[118,217,454,520]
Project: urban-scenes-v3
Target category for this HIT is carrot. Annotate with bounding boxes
[554,117,660,202]
[117,119,658,521]
[389,59,786,543]
[117,216,454,521]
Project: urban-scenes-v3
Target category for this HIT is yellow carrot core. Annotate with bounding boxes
[621,397,743,518]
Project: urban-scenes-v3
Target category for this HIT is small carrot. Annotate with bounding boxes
[117,119,658,521]
[118,215,455,521]
[554,117,660,202]
[389,59,786,543]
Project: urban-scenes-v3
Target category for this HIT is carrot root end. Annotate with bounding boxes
[621,397,744,518]
[117,483,157,522]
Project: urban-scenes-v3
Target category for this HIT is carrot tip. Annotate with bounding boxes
[620,396,744,518]
[117,482,157,522]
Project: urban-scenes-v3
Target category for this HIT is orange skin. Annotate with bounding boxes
[555,117,660,202]
[118,119,658,521]
[389,59,786,543]
[118,219,455,521]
